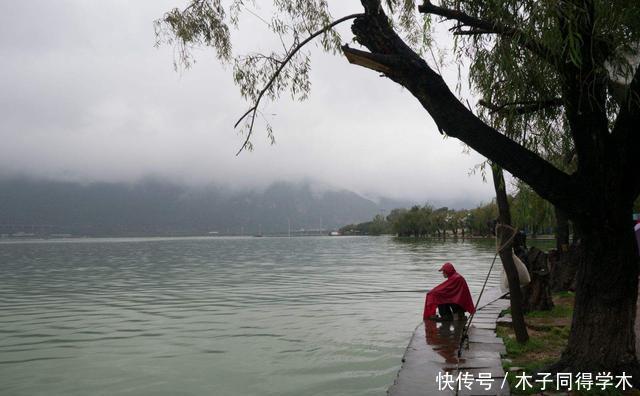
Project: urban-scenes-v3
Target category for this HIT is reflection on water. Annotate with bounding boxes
[424,319,467,365]
[0,236,502,396]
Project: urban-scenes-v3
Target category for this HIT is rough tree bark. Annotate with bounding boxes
[492,165,529,343]
[342,0,640,379]
[516,211,553,312]
[522,247,554,312]
[548,205,575,292]
[548,245,580,292]
[550,214,639,377]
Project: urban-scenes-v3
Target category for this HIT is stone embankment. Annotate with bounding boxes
[388,288,510,396]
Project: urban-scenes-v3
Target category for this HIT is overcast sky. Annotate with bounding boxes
[0,1,497,206]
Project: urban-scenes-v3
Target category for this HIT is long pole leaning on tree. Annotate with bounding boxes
[491,163,529,343]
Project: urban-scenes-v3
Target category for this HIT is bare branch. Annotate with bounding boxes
[237,54,284,65]
[342,45,395,74]
[234,13,364,156]
[418,1,557,66]
[346,10,583,217]
[478,98,563,115]
[453,29,492,36]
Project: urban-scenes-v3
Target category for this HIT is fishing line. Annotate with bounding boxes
[287,289,426,299]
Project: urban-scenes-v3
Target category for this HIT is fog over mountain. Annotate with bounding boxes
[0,1,497,208]
[0,178,426,237]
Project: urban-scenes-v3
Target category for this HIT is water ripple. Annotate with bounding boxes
[0,236,521,396]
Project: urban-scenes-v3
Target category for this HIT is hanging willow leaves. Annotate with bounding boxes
[155,0,432,153]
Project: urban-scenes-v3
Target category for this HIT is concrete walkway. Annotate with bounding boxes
[388,288,511,395]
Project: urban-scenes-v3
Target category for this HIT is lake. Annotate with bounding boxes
[0,236,504,395]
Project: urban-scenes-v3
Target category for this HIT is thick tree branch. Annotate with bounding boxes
[478,98,563,115]
[234,13,363,155]
[345,9,583,217]
[557,0,610,186]
[418,1,557,66]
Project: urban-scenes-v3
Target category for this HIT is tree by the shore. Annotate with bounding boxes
[157,0,640,379]
[340,190,557,239]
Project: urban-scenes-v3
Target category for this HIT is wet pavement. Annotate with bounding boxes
[388,288,510,395]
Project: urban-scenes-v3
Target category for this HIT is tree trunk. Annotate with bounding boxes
[548,245,580,292]
[492,165,529,343]
[344,5,640,379]
[554,205,570,252]
[522,247,554,312]
[549,212,640,380]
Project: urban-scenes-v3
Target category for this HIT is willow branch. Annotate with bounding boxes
[478,98,563,115]
[234,13,364,156]
[418,1,557,66]
[453,29,492,36]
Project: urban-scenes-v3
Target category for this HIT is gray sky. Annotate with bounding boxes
[0,1,497,206]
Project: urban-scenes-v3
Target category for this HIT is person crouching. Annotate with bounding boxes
[423,262,476,321]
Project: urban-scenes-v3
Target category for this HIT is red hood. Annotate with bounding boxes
[439,262,456,277]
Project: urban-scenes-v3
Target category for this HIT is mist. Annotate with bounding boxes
[0,0,496,206]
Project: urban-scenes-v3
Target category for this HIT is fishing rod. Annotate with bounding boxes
[289,289,427,299]
[458,223,517,359]
[453,224,517,396]
[457,223,517,358]
[457,250,500,358]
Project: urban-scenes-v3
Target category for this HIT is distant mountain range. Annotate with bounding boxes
[0,179,412,237]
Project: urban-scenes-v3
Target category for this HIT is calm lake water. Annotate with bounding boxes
[0,236,504,396]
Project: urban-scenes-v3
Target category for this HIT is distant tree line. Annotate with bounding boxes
[340,182,564,238]
[339,204,492,237]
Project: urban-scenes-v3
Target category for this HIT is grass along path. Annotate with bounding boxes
[497,292,639,395]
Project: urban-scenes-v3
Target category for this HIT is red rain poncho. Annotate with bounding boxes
[422,262,476,320]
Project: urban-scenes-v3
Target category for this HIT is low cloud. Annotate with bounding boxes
[0,0,495,206]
